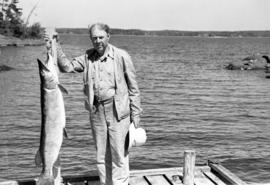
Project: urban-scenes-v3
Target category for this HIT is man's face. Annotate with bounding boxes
[90,27,110,56]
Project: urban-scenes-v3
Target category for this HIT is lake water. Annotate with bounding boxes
[0,35,270,183]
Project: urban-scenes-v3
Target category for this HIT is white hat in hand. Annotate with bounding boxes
[125,123,147,151]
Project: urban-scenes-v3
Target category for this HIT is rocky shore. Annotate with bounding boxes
[0,34,44,47]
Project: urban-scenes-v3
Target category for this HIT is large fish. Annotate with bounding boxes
[35,37,68,185]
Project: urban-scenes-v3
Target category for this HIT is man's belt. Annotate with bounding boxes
[93,95,114,105]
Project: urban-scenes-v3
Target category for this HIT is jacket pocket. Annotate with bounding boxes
[114,93,130,121]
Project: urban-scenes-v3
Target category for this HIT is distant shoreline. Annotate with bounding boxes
[0,34,43,47]
[1,29,270,48]
[60,33,270,39]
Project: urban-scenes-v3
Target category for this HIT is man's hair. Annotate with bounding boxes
[88,23,110,36]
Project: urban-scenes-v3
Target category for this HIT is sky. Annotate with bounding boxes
[18,0,270,31]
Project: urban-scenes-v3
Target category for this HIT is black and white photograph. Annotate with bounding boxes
[0,0,270,185]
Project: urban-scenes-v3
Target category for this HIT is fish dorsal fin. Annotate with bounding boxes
[63,128,68,139]
[35,150,42,167]
[58,84,68,94]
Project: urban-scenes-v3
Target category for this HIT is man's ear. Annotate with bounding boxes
[107,33,111,39]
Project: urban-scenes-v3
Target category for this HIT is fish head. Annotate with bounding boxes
[37,58,59,90]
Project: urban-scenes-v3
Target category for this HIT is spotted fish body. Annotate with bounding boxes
[36,38,67,185]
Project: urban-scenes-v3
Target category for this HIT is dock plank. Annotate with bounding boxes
[0,181,18,185]
[194,169,215,185]
[129,176,149,185]
[194,177,215,185]
[82,181,100,185]
[209,162,248,185]
[164,174,183,185]
[130,167,182,177]
[164,171,183,185]
[145,175,171,185]
[203,171,227,185]
[130,166,209,177]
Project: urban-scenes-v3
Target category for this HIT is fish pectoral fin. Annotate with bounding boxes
[35,150,42,167]
[58,84,68,94]
[37,58,50,72]
[63,128,69,139]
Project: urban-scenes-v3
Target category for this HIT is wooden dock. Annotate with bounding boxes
[0,162,248,185]
[0,150,249,185]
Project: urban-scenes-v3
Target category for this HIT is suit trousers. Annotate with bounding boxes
[90,99,130,185]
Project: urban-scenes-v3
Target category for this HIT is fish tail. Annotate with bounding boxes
[53,155,61,179]
[36,176,55,185]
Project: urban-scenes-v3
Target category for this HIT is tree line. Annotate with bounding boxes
[57,28,270,37]
[0,0,42,38]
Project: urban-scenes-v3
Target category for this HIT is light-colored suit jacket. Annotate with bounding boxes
[56,44,142,122]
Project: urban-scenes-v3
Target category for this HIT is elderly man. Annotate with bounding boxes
[50,23,142,185]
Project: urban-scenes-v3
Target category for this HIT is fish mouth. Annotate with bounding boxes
[37,58,50,72]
